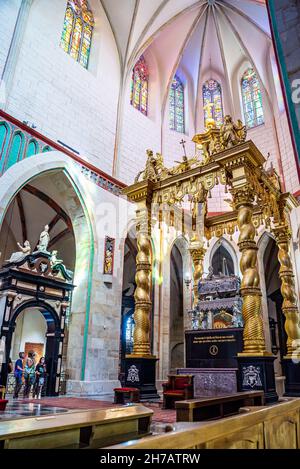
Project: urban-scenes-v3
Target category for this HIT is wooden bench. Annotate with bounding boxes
[0,405,152,449]
[114,387,140,404]
[175,391,264,422]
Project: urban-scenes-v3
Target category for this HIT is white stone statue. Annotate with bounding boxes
[50,250,63,267]
[7,240,31,263]
[37,225,50,253]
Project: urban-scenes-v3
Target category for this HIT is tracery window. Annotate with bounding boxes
[241,68,264,128]
[169,75,185,133]
[125,314,135,354]
[203,79,223,128]
[60,0,94,69]
[130,56,149,115]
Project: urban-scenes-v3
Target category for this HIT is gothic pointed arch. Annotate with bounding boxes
[209,238,238,276]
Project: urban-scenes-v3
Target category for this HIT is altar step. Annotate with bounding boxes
[177,369,286,399]
[177,368,238,397]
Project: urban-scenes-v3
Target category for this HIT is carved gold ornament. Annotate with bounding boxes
[123,115,299,360]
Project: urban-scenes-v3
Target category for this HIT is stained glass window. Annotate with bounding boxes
[203,79,223,128]
[241,68,264,128]
[169,75,185,133]
[125,314,135,354]
[130,56,149,115]
[60,1,94,69]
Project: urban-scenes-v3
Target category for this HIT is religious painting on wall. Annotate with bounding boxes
[103,236,115,275]
[25,342,44,365]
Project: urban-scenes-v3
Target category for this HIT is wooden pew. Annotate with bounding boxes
[0,405,152,449]
[109,398,300,449]
[175,391,264,422]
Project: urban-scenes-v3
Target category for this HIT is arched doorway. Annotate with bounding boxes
[169,243,184,371]
[211,244,235,276]
[0,179,75,271]
[119,231,137,383]
[263,237,286,373]
[0,158,93,393]
[7,300,62,396]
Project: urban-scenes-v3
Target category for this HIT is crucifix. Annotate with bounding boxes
[180,138,187,158]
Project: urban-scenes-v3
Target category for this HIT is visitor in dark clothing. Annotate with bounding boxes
[23,357,35,398]
[13,352,25,398]
[33,357,46,399]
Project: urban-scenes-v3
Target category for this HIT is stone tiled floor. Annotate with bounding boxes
[1,396,176,427]
[0,401,70,421]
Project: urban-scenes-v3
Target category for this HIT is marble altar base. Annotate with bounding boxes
[177,368,238,397]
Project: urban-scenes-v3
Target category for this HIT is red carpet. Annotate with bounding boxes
[21,397,176,423]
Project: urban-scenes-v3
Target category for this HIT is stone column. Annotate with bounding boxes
[273,223,300,359]
[233,187,267,356]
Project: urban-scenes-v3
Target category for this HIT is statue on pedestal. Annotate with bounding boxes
[50,250,63,267]
[220,115,247,149]
[6,240,31,264]
[203,101,216,130]
[36,225,50,253]
[231,305,243,328]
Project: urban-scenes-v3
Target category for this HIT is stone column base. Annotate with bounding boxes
[237,356,278,404]
[282,359,300,397]
[66,380,120,396]
[125,356,159,400]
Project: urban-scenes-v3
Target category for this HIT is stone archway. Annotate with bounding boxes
[209,237,239,276]
[0,153,95,392]
[169,242,184,371]
[7,300,62,396]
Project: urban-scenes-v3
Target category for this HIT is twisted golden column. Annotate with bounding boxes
[273,224,300,358]
[130,209,153,357]
[233,189,268,356]
[190,240,206,309]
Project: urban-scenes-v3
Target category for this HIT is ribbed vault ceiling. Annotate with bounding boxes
[100,0,270,69]
[100,0,273,127]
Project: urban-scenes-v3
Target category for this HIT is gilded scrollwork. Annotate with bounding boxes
[124,115,297,362]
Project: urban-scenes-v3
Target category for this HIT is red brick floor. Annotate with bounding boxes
[21,397,176,423]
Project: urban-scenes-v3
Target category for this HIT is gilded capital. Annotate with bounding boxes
[231,186,255,210]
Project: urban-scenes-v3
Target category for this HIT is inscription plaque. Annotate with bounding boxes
[185,328,243,368]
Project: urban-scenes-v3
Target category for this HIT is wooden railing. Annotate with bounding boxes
[110,398,300,449]
[0,110,126,196]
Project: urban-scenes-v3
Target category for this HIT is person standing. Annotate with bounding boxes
[13,352,24,399]
[23,357,35,398]
[33,357,46,399]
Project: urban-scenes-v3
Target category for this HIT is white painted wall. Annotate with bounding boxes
[0,0,21,79]
[11,308,47,360]
[3,0,120,175]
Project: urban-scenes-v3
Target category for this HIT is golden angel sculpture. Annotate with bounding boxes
[134,150,171,183]
[220,115,247,149]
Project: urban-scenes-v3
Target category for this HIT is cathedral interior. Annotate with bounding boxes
[0,0,300,452]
